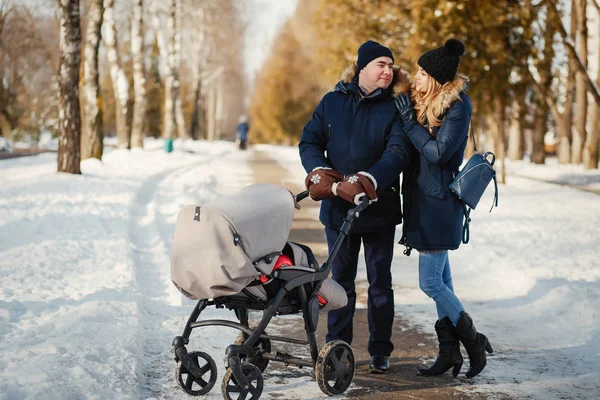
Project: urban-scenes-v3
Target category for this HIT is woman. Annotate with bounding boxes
[395,38,493,378]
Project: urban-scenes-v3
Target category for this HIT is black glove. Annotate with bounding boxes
[395,93,416,126]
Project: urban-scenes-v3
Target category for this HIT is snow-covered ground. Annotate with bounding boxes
[1,138,599,399]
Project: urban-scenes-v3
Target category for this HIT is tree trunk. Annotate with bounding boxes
[532,97,547,164]
[583,5,599,169]
[507,86,525,161]
[103,0,130,148]
[532,3,555,164]
[206,82,216,141]
[215,76,223,140]
[572,0,588,164]
[162,0,184,139]
[174,0,186,139]
[190,7,207,140]
[80,0,103,160]
[587,100,600,169]
[190,74,203,139]
[57,0,82,174]
[558,0,577,164]
[130,0,146,148]
[0,113,11,138]
[495,96,507,183]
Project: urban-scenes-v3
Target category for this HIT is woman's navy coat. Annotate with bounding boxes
[400,76,472,251]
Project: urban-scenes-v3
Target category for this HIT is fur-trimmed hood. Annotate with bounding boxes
[411,73,469,117]
[335,62,411,97]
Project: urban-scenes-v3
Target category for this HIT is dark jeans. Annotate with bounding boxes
[324,225,396,356]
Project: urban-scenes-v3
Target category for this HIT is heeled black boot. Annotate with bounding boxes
[419,317,463,377]
[455,312,493,378]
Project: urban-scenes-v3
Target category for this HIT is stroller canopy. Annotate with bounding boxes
[211,184,295,263]
[171,184,296,300]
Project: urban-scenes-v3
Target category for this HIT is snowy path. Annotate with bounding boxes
[128,164,196,398]
[123,145,256,399]
[0,141,256,400]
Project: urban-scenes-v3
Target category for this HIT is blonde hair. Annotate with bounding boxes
[411,72,445,128]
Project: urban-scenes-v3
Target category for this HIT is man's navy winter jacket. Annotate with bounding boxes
[299,65,411,233]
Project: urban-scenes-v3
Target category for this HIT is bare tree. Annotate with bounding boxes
[494,97,507,182]
[162,0,185,139]
[531,2,555,164]
[189,4,209,139]
[583,0,600,169]
[0,0,13,138]
[558,0,577,164]
[103,0,129,148]
[572,0,588,164]
[57,0,82,174]
[81,0,104,160]
[507,85,527,161]
[130,0,146,148]
[1,4,59,141]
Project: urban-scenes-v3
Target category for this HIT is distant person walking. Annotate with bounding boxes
[394,38,493,378]
[299,40,411,374]
[236,116,249,150]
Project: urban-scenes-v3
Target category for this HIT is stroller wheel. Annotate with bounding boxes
[234,331,271,372]
[221,362,264,400]
[315,340,355,396]
[175,351,217,396]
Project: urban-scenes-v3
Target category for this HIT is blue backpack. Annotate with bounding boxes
[449,125,499,244]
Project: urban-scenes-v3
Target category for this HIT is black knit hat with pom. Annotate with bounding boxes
[418,39,465,84]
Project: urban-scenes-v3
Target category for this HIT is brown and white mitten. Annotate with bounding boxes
[335,172,378,205]
[304,168,344,201]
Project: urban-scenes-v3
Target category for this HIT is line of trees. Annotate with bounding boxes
[250,0,600,176]
[0,0,246,174]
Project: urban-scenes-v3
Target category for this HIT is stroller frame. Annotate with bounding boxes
[171,191,371,399]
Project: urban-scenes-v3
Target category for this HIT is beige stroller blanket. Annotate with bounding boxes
[170,183,347,311]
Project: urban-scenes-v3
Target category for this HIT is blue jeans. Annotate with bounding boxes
[418,251,464,325]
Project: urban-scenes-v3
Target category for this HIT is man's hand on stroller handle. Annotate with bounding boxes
[335,173,378,205]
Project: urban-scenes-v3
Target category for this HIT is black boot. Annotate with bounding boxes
[455,312,493,378]
[369,355,389,374]
[419,317,463,377]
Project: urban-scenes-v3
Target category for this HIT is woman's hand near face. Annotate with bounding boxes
[395,93,416,126]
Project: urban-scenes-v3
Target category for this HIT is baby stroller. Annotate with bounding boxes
[170,184,371,399]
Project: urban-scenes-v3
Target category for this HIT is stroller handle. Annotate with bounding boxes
[352,195,371,214]
[294,191,372,214]
[295,190,310,202]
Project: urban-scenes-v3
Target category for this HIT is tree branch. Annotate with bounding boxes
[527,62,563,124]
[547,0,600,104]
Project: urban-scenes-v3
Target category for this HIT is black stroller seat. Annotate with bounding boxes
[215,241,346,316]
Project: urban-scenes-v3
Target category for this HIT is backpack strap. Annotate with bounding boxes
[490,174,499,212]
[469,117,478,153]
[461,204,472,244]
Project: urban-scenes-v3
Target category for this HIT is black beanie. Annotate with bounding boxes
[418,39,465,84]
[357,40,394,71]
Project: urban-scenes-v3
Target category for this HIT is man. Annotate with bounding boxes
[299,40,411,373]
